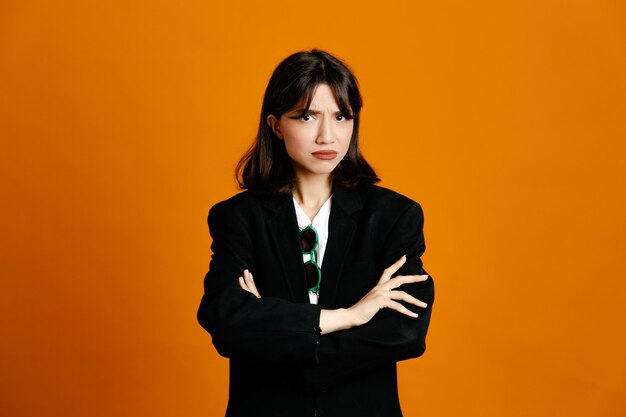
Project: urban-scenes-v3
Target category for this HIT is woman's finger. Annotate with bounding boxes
[238,270,260,298]
[244,270,261,298]
[378,255,407,283]
[383,274,429,290]
[385,300,419,318]
[389,290,428,308]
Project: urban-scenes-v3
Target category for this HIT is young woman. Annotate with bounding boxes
[197,49,435,417]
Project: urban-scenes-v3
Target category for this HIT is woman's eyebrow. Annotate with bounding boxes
[293,108,343,115]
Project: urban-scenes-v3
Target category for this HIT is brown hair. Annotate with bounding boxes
[236,49,379,194]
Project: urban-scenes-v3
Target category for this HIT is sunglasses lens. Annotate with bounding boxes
[300,228,317,252]
[300,226,321,292]
[304,262,320,290]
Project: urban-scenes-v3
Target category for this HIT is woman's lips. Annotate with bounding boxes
[311,150,338,160]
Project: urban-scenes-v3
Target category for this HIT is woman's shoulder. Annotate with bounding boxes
[207,190,263,221]
[208,190,289,221]
[212,190,259,209]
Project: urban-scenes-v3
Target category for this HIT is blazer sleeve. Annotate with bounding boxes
[197,200,322,364]
[301,202,435,391]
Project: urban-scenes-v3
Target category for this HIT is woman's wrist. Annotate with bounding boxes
[319,308,355,335]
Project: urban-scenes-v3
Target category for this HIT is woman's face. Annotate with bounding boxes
[267,83,353,181]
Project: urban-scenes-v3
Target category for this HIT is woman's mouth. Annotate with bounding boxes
[311,150,338,160]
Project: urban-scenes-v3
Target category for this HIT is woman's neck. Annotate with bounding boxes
[292,174,333,221]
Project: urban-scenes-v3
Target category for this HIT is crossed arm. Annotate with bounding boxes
[198,199,435,374]
[233,202,435,390]
[238,255,429,335]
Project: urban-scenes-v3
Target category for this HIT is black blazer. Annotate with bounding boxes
[197,184,435,417]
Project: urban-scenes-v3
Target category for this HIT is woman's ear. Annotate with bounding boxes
[267,114,283,140]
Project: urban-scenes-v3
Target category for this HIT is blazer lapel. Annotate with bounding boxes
[318,187,363,308]
[264,194,310,304]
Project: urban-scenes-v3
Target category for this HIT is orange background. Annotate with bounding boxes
[1,1,625,416]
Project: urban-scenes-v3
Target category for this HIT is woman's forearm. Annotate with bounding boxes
[319,308,355,335]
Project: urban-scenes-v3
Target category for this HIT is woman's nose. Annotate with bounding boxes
[316,117,335,144]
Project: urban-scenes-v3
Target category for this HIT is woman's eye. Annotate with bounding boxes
[300,114,312,121]
[336,114,345,121]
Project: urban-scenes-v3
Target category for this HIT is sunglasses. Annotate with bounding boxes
[300,225,321,293]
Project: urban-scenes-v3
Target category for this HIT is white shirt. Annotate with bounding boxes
[293,195,332,304]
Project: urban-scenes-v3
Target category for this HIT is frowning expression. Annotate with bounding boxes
[267,83,354,181]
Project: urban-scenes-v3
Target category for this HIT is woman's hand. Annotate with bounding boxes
[238,269,261,298]
[239,258,428,335]
[320,255,428,334]
[347,255,429,326]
